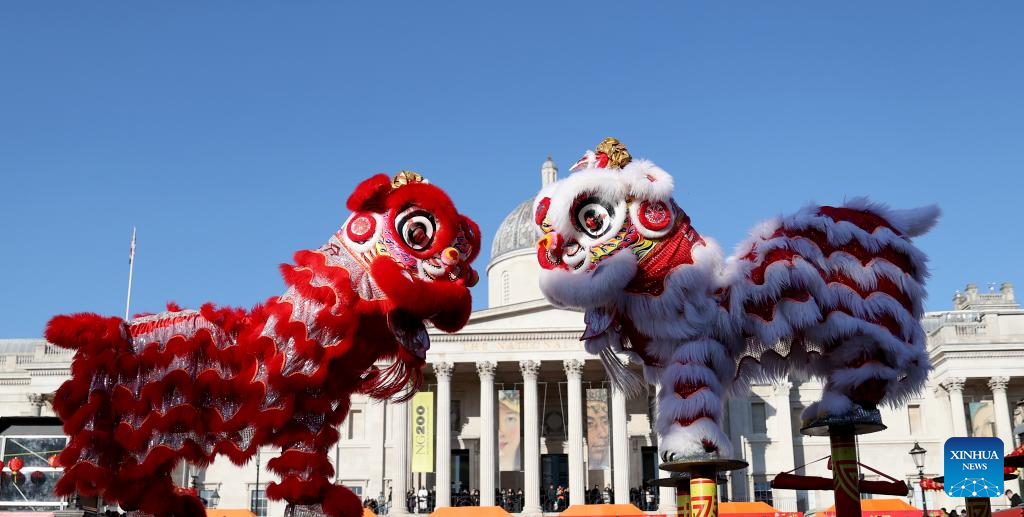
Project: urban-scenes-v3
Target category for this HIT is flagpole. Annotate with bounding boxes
[125,227,136,320]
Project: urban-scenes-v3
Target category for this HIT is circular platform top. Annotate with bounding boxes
[660,457,748,474]
[800,406,887,436]
[648,474,728,487]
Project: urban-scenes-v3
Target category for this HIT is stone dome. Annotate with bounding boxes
[489,157,558,261]
[490,198,537,260]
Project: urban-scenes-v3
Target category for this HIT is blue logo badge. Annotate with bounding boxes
[943,437,1004,498]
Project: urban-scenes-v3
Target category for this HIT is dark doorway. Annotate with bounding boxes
[541,453,569,487]
[541,454,569,511]
[451,449,470,495]
[641,446,658,486]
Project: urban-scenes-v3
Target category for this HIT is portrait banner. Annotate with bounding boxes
[586,388,610,470]
[498,389,522,471]
[411,391,434,473]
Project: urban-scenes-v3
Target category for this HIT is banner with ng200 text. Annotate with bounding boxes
[411,392,434,473]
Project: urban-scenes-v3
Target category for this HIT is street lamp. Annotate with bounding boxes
[910,442,928,517]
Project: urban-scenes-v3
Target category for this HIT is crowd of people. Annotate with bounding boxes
[365,483,661,514]
[397,487,527,513]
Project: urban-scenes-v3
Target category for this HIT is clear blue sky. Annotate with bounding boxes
[2,2,1021,337]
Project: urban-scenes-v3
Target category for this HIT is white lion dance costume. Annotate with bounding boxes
[534,138,938,461]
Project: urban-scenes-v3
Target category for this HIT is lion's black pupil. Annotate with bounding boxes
[408,223,427,244]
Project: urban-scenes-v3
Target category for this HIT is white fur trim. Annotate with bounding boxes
[621,159,674,201]
[538,251,637,309]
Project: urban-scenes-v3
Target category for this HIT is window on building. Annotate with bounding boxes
[199,486,219,508]
[908,404,923,435]
[345,409,364,441]
[751,402,767,434]
[0,435,68,508]
[250,487,268,517]
[753,476,773,506]
[343,483,364,497]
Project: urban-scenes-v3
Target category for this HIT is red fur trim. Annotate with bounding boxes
[370,256,471,325]
[323,484,364,517]
[346,174,393,212]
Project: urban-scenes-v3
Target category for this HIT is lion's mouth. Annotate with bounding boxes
[388,310,430,360]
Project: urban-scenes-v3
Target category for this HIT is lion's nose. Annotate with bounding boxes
[441,247,461,266]
[537,233,563,253]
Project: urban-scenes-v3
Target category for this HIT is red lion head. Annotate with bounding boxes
[331,172,480,394]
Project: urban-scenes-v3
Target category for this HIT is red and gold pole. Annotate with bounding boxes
[676,479,691,517]
[689,475,717,517]
[660,459,747,517]
[829,431,862,517]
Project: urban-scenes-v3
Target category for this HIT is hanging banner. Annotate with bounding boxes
[968,401,995,437]
[586,388,610,469]
[411,391,434,473]
[498,389,522,471]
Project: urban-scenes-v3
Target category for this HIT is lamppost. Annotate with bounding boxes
[910,442,928,517]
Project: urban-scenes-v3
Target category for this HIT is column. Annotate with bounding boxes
[563,359,586,507]
[434,362,454,508]
[392,399,411,517]
[521,360,543,516]
[611,381,630,504]
[944,377,968,437]
[772,381,797,511]
[367,399,387,502]
[655,382,677,515]
[477,361,497,507]
[989,376,1013,452]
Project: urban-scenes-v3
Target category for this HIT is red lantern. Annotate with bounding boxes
[9,457,24,473]
[47,455,59,468]
[30,470,45,484]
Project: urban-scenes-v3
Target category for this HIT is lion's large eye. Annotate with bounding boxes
[572,196,615,238]
[396,208,436,251]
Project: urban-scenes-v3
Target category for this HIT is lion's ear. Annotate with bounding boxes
[347,174,393,212]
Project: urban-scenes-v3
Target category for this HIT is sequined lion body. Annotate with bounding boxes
[47,173,480,517]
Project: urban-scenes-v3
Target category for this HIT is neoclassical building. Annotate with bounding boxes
[1,160,1022,516]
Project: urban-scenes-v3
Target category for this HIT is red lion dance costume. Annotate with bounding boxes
[535,138,939,462]
[46,172,480,517]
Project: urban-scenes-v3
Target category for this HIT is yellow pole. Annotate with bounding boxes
[689,476,717,517]
[676,481,691,517]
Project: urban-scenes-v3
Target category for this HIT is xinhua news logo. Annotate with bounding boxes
[943,437,1004,498]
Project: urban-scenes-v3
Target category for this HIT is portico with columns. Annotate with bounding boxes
[409,305,655,511]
